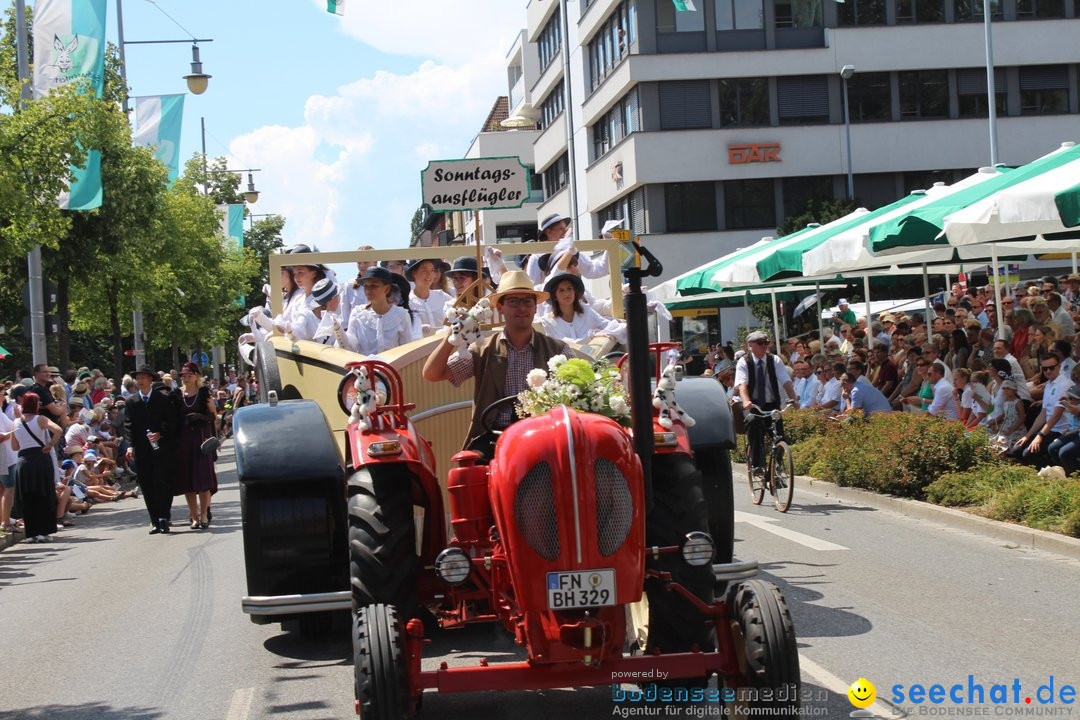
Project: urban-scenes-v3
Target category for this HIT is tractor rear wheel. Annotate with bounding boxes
[643,454,715,676]
[727,579,800,711]
[348,466,418,618]
[354,603,413,720]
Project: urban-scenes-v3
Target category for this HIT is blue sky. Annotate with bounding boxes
[14,0,526,250]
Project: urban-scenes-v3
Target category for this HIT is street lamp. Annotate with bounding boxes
[243,173,260,204]
[840,64,855,200]
[183,43,211,95]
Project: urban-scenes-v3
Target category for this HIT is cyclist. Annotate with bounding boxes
[735,331,796,477]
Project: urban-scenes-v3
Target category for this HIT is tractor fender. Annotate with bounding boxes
[234,400,342,483]
[674,376,737,451]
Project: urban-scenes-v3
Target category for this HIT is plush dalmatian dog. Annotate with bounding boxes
[445,297,493,360]
[653,362,695,430]
[349,365,379,432]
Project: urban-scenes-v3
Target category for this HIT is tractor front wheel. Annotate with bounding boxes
[643,453,715,678]
[353,603,413,720]
[727,579,800,711]
[348,466,418,618]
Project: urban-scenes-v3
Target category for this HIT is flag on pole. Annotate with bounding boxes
[219,204,245,247]
[133,94,185,183]
[31,0,107,210]
[327,0,344,15]
[672,0,697,10]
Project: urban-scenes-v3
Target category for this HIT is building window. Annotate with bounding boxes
[715,0,764,29]
[895,0,945,23]
[588,1,637,92]
[718,78,769,127]
[659,80,712,130]
[847,72,892,122]
[539,81,565,130]
[724,179,775,230]
[526,168,544,204]
[542,154,569,199]
[598,187,647,236]
[774,0,823,28]
[591,89,640,160]
[1020,65,1070,115]
[666,182,717,232]
[954,0,1002,21]
[538,7,562,72]
[837,0,886,25]
[657,0,705,32]
[782,176,833,219]
[903,170,956,194]
[1016,0,1065,17]
[899,70,948,119]
[957,68,1007,118]
[777,75,829,125]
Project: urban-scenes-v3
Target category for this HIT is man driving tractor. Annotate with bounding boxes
[422,270,566,454]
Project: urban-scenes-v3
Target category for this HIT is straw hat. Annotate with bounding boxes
[487,270,549,305]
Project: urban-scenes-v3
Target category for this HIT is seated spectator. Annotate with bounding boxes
[1010,353,1071,466]
[870,344,899,397]
[815,363,844,413]
[839,364,893,418]
[925,362,960,419]
[1047,368,1080,473]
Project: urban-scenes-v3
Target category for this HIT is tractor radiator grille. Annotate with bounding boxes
[515,462,559,560]
[595,458,633,557]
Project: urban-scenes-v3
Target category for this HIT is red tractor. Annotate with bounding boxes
[235,242,799,715]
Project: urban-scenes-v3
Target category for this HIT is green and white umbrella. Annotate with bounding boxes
[942,141,1080,246]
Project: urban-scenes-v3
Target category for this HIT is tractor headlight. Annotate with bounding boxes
[367,441,402,457]
[434,547,471,585]
[653,432,678,447]
[680,531,715,567]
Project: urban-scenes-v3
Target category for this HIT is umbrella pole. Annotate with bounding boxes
[770,289,781,353]
[945,272,951,300]
[816,282,824,344]
[743,291,751,333]
[863,275,871,328]
[991,245,1004,333]
[922,263,932,325]
[1072,252,1077,276]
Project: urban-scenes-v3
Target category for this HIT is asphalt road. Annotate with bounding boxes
[1,443,1078,720]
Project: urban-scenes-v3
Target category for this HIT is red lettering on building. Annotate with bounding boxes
[728,143,782,164]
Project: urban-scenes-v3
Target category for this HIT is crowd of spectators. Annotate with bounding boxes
[703,273,1080,474]
[1,364,256,542]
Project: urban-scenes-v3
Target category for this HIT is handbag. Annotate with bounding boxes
[200,435,220,458]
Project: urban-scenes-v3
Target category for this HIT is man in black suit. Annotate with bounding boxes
[124,365,180,534]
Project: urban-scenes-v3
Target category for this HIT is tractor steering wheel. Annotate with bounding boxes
[479,395,519,435]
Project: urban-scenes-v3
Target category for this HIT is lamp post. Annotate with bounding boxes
[115,0,213,368]
[840,64,856,200]
[200,117,261,202]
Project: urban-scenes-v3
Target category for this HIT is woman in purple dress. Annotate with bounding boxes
[173,362,218,529]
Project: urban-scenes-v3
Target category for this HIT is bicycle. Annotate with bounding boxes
[743,405,795,513]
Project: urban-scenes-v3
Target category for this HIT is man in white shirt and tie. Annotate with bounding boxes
[734,331,796,473]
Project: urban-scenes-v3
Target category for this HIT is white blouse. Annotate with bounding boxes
[345,305,415,355]
[540,304,627,345]
[410,289,454,336]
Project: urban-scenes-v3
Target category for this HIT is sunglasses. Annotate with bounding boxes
[814,369,825,374]
[1042,364,1059,371]
[502,297,536,308]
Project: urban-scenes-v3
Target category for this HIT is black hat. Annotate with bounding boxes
[283,244,328,273]
[446,256,479,276]
[405,258,450,282]
[308,278,339,308]
[361,266,396,285]
[389,273,412,310]
[543,272,584,299]
[133,364,157,379]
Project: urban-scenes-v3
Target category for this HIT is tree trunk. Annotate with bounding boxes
[171,334,180,375]
[108,284,124,383]
[56,277,71,372]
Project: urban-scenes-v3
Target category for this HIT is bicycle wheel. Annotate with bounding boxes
[745,441,764,505]
[770,441,795,513]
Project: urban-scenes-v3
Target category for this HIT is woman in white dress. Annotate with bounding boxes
[539,273,626,345]
[405,259,453,337]
[345,267,415,355]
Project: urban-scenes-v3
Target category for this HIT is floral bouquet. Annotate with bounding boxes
[516,354,631,426]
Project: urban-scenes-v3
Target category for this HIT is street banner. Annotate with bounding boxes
[133,94,185,183]
[219,204,245,247]
[421,156,531,212]
[327,0,344,15]
[672,0,697,11]
[31,0,107,210]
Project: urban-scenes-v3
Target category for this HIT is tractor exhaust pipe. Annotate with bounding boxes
[623,240,663,513]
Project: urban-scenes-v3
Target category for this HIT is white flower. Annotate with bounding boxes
[567,385,581,397]
[548,354,568,372]
[527,368,547,388]
[610,395,628,416]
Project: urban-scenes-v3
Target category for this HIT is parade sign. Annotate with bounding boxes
[421,156,531,212]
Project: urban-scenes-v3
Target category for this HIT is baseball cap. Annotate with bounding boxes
[838,298,849,305]
[82,450,98,460]
[61,459,76,470]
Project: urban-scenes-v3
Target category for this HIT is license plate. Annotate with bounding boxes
[546,569,616,609]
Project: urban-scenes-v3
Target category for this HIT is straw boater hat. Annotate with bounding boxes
[487,270,549,305]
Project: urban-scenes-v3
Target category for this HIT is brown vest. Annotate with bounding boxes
[463,330,567,449]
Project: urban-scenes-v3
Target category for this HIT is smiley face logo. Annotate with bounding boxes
[848,678,876,709]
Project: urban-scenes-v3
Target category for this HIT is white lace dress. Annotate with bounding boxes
[540,305,627,345]
[345,305,415,355]
[409,289,454,337]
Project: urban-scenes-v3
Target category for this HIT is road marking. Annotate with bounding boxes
[226,687,254,720]
[799,653,901,718]
[735,511,849,551]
